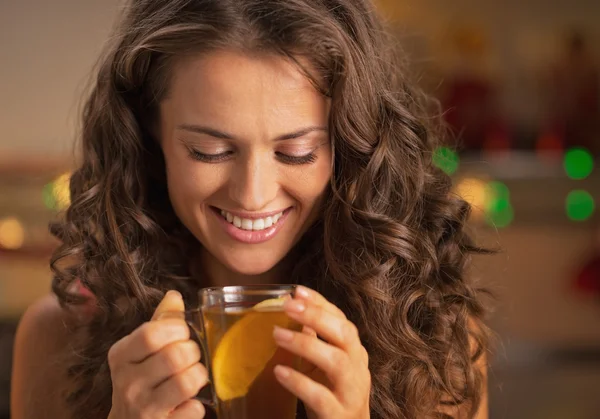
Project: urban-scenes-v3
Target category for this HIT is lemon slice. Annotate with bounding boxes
[252,296,287,311]
[211,298,294,401]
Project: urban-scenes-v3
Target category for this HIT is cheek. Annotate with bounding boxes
[165,157,224,210]
[283,158,332,207]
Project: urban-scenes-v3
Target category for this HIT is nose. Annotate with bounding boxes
[228,153,279,211]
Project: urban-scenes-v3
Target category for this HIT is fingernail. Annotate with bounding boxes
[295,286,311,299]
[273,326,294,342]
[285,300,306,313]
[274,365,291,379]
[166,290,182,298]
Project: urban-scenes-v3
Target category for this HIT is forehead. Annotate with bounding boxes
[170,50,317,96]
[163,50,328,129]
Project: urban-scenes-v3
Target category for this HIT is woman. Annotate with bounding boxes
[11,0,490,418]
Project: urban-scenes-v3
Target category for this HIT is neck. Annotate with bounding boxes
[194,248,294,288]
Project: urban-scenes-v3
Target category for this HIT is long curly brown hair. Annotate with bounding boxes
[50,0,490,418]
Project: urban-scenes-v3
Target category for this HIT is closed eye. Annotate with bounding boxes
[186,148,318,165]
[276,152,317,165]
[187,148,233,163]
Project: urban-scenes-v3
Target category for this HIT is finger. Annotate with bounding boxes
[169,399,206,418]
[274,365,339,417]
[295,286,346,319]
[129,319,191,363]
[108,318,190,367]
[132,340,201,388]
[152,363,208,414]
[284,299,361,353]
[152,290,185,321]
[296,327,318,375]
[302,325,317,337]
[274,326,347,385]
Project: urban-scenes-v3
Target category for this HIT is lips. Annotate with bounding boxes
[211,206,292,244]
[219,209,284,231]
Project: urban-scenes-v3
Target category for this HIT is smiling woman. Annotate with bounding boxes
[160,52,332,280]
[11,1,490,418]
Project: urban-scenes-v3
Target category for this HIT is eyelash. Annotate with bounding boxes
[187,148,318,165]
[276,152,317,165]
[188,149,232,163]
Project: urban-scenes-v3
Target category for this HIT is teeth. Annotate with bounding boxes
[241,219,253,230]
[219,210,284,231]
[253,219,265,230]
[233,216,242,228]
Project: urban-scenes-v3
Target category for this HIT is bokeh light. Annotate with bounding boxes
[0,217,25,249]
[484,181,513,228]
[485,181,510,209]
[454,177,487,219]
[454,178,514,227]
[432,146,460,176]
[43,172,71,211]
[565,190,595,221]
[563,148,594,180]
[485,202,514,228]
[42,183,56,210]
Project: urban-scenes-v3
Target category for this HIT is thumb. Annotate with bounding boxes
[151,290,185,321]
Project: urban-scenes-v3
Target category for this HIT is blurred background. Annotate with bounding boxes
[1,0,599,418]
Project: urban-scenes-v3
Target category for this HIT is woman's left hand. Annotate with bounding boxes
[273,286,371,419]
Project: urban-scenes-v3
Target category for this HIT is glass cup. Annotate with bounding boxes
[167,285,301,419]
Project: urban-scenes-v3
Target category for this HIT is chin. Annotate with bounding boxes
[220,252,282,277]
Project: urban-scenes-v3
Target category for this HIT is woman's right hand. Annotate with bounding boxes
[107,290,208,418]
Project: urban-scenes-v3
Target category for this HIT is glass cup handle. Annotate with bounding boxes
[157,310,215,408]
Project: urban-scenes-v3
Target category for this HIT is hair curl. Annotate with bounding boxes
[51,0,490,417]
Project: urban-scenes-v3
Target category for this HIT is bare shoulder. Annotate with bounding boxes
[11,293,75,419]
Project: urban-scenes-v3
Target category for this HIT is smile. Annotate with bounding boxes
[219,209,284,231]
[211,206,292,244]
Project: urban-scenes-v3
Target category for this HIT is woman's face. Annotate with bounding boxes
[159,50,332,278]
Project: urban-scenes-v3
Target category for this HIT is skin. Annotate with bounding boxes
[106,50,371,418]
[11,49,487,419]
[159,50,333,286]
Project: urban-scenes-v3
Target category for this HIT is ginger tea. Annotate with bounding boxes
[203,301,301,419]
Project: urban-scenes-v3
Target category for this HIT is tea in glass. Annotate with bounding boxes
[201,287,301,419]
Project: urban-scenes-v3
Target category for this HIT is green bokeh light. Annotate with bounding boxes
[564,148,594,180]
[484,181,513,228]
[486,181,510,200]
[485,202,514,228]
[566,190,595,221]
[42,183,56,210]
[485,181,510,210]
[433,146,460,176]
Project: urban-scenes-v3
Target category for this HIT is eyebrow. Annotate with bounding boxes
[176,124,328,142]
